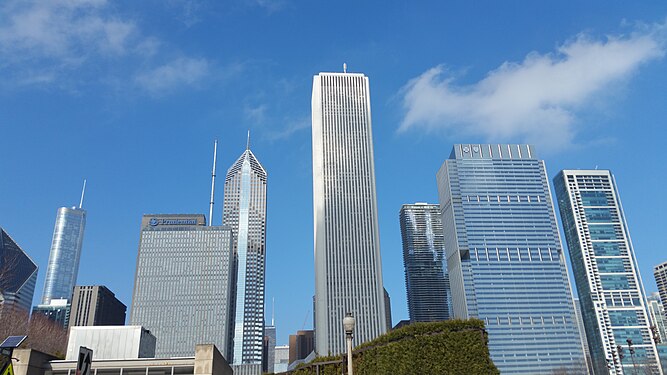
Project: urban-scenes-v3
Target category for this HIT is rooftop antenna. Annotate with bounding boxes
[343,63,347,73]
[208,139,218,226]
[272,297,275,326]
[79,179,87,209]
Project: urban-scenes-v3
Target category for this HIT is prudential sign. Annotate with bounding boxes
[149,218,198,226]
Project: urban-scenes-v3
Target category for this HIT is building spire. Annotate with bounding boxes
[209,139,218,227]
[79,179,87,208]
[246,130,250,151]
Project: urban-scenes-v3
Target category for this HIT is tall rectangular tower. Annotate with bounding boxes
[312,71,387,355]
[655,261,667,318]
[555,170,662,375]
[42,206,86,305]
[437,144,584,374]
[130,214,234,358]
[399,203,451,322]
[223,143,267,372]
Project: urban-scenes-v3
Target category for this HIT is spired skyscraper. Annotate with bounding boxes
[437,144,585,374]
[223,139,267,373]
[399,203,451,322]
[42,182,87,305]
[311,70,387,355]
[555,170,662,375]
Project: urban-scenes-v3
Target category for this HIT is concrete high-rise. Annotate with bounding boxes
[0,228,38,316]
[656,261,667,318]
[42,206,86,305]
[312,71,387,355]
[555,169,662,375]
[70,285,126,326]
[399,203,451,322]
[223,141,267,372]
[437,144,584,374]
[130,214,234,358]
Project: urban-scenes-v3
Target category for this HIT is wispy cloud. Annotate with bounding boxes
[135,57,209,95]
[265,115,310,140]
[0,0,215,95]
[399,22,666,151]
[0,0,137,65]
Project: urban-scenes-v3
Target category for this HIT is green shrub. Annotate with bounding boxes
[285,319,498,375]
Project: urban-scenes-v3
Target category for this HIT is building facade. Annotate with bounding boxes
[262,324,276,374]
[288,330,314,365]
[32,298,70,328]
[311,71,387,355]
[399,203,451,322]
[437,144,585,374]
[70,285,126,326]
[656,261,667,318]
[42,207,86,305]
[648,293,667,344]
[555,169,662,375]
[130,214,234,358]
[0,228,38,316]
[573,298,594,373]
[223,144,267,369]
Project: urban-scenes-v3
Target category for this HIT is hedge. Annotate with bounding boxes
[283,319,499,375]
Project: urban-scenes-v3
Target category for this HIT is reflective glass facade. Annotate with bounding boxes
[130,215,234,358]
[42,207,86,305]
[555,170,662,375]
[399,203,451,322]
[223,147,267,368]
[311,72,387,355]
[437,144,585,374]
[656,262,667,320]
[0,228,38,315]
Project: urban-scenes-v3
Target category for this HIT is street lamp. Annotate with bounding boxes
[343,313,355,375]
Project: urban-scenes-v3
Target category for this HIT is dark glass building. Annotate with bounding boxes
[0,228,38,317]
[399,203,450,322]
[70,285,126,326]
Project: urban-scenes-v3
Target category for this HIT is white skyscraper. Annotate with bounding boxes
[555,170,662,375]
[311,70,387,356]
[223,141,267,375]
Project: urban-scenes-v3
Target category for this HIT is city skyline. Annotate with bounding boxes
[2,1,667,349]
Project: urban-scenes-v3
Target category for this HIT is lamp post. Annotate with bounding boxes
[343,313,355,375]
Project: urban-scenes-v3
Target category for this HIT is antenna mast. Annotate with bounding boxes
[209,139,218,226]
[79,179,87,209]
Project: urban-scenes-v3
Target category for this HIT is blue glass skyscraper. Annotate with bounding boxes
[399,203,451,322]
[437,144,585,374]
[42,206,86,305]
[223,140,267,375]
[555,170,662,375]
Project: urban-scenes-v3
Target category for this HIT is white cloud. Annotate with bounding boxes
[135,57,209,95]
[0,0,137,63]
[399,24,666,151]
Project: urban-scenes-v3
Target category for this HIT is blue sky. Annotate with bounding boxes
[1,1,667,346]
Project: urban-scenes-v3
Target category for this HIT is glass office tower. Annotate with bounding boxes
[656,261,667,319]
[42,206,86,305]
[223,143,267,374]
[437,144,584,374]
[555,170,662,375]
[312,71,387,355]
[399,203,451,322]
[0,227,38,316]
[130,214,234,358]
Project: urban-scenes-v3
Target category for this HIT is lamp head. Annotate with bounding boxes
[343,313,355,335]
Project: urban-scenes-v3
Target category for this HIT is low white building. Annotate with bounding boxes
[66,326,156,360]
